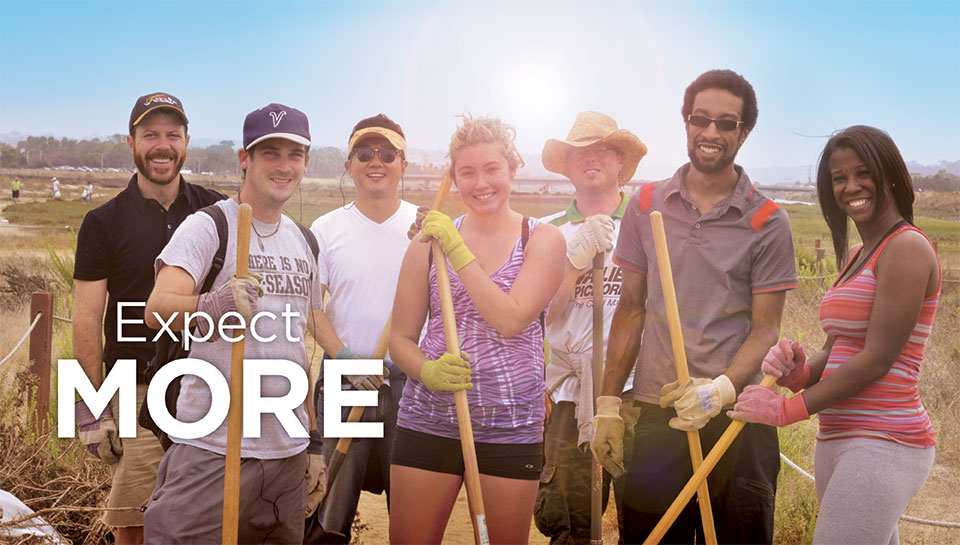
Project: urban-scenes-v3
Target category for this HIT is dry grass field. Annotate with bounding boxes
[1,169,958,544]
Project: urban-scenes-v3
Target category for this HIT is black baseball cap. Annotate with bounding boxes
[129,93,188,133]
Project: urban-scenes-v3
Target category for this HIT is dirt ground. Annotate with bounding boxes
[350,466,960,545]
[352,486,619,544]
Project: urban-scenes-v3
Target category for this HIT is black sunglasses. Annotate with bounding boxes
[687,115,744,132]
[352,145,403,164]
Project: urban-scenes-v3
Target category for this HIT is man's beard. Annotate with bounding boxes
[133,150,185,186]
[688,141,738,174]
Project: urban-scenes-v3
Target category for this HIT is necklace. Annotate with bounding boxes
[238,192,281,250]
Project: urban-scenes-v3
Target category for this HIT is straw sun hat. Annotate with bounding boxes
[542,111,647,186]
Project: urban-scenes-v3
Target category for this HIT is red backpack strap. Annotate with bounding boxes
[636,182,656,211]
[749,199,781,232]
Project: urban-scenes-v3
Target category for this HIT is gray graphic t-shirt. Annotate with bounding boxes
[156,198,322,459]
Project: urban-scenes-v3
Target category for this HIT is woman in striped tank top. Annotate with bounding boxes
[388,115,565,544]
[730,126,940,545]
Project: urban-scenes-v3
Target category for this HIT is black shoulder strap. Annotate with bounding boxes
[199,204,228,294]
[294,220,320,262]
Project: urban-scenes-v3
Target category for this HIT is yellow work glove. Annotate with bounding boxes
[660,375,736,431]
[304,452,327,517]
[420,352,473,392]
[590,396,626,478]
[420,211,476,272]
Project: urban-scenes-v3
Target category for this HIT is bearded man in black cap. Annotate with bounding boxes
[71,92,225,545]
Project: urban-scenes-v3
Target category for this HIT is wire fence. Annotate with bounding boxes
[779,452,960,528]
[0,311,42,367]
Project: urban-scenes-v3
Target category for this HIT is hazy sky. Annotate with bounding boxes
[1,0,958,179]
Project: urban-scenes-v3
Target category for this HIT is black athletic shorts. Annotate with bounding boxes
[392,426,543,481]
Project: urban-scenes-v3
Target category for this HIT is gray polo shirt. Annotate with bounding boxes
[613,164,798,403]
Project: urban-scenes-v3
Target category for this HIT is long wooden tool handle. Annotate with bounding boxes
[222,202,252,545]
[643,374,777,545]
[433,241,489,545]
[431,169,454,211]
[590,251,605,545]
[314,297,395,520]
[650,211,718,545]
[332,318,393,454]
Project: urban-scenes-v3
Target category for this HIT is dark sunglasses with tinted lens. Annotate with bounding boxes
[687,115,744,132]
[352,145,402,163]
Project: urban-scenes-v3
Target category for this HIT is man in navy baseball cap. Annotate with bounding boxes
[143,103,324,543]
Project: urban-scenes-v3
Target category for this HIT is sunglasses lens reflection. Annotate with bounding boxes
[354,146,399,163]
[689,115,740,131]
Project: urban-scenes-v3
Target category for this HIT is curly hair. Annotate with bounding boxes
[448,115,525,178]
[681,69,758,131]
[816,125,915,269]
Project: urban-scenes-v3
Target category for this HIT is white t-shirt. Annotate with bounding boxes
[541,201,634,403]
[310,201,418,364]
[156,198,322,459]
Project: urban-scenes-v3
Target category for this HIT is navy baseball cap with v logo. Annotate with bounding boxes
[243,103,311,150]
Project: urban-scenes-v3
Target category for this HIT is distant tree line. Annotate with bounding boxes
[0,135,442,178]
[912,170,960,192]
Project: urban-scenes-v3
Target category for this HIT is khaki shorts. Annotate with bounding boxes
[103,384,165,528]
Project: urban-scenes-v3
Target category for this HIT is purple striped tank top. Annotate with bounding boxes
[397,217,546,444]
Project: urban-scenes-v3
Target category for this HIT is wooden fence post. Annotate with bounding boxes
[29,292,53,435]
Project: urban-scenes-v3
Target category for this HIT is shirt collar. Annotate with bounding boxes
[667,163,755,216]
[128,173,189,213]
[562,192,630,223]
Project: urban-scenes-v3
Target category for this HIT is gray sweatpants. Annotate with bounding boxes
[143,443,307,544]
[814,437,934,545]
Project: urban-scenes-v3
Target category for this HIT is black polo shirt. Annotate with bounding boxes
[73,174,226,383]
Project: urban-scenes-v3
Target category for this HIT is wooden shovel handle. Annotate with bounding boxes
[643,374,778,545]
[222,202,252,545]
[650,211,718,544]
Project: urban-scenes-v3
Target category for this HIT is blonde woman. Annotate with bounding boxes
[388,116,565,544]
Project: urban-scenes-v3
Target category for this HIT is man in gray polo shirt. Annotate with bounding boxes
[591,69,797,544]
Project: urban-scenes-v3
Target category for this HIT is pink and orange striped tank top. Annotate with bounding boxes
[817,221,939,448]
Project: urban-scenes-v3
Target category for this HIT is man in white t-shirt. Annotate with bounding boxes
[143,103,328,543]
[535,112,647,544]
[307,113,418,542]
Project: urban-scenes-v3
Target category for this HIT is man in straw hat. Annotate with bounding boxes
[143,103,324,543]
[535,111,646,543]
[307,113,418,542]
[591,69,798,543]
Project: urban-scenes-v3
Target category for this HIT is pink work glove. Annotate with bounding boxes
[195,273,263,337]
[728,385,809,427]
[762,339,810,393]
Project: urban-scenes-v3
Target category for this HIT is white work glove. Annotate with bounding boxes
[75,400,123,464]
[660,375,736,431]
[590,396,626,478]
[566,214,615,270]
[336,347,385,391]
[304,452,327,517]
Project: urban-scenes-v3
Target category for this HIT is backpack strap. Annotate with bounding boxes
[199,204,228,293]
[294,220,320,263]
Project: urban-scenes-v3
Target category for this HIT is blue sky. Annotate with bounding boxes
[1,0,957,179]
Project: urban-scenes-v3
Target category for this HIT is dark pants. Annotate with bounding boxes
[535,401,634,545]
[315,374,405,542]
[621,404,779,545]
